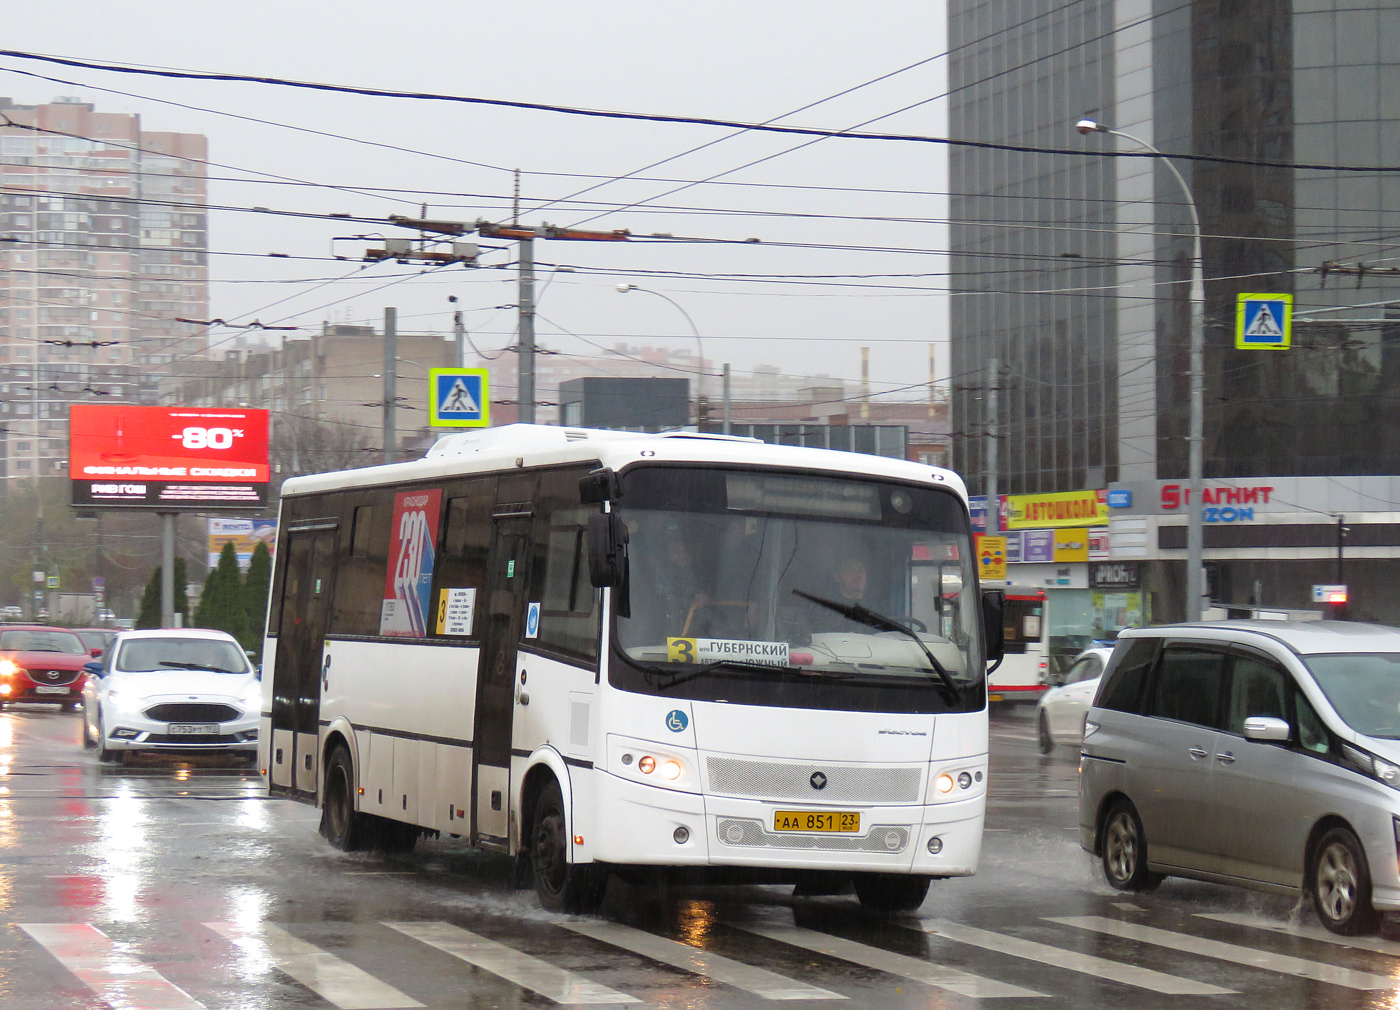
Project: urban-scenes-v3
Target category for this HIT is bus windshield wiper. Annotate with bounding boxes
[159,661,241,673]
[792,589,960,704]
[633,657,849,691]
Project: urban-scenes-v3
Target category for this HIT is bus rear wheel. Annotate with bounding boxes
[321,745,368,851]
[853,873,930,914]
[531,780,607,913]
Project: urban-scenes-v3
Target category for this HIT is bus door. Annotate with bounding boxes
[472,512,532,846]
[270,527,338,797]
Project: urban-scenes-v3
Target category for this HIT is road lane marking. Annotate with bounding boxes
[384,921,639,1004]
[733,921,1043,998]
[1048,916,1397,990]
[566,920,844,1000]
[205,922,423,1009]
[918,919,1233,995]
[1196,913,1400,958]
[1111,903,1144,912]
[20,922,208,1010]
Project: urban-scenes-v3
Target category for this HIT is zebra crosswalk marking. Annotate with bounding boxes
[565,919,845,1000]
[205,922,424,1009]
[19,922,209,1010]
[384,920,640,1005]
[733,922,1045,999]
[919,919,1234,995]
[1196,913,1400,959]
[1049,916,1399,991]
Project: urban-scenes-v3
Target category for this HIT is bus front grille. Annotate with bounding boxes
[706,757,922,803]
[716,818,910,853]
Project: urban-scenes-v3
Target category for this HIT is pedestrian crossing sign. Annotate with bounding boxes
[428,368,490,427]
[1235,293,1292,350]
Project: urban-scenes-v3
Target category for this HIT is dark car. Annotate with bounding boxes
[0,626,92,710]
[73,628,117,657]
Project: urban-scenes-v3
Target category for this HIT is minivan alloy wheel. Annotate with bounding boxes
[1311,827,1378,935]
[1104,811,1138,882]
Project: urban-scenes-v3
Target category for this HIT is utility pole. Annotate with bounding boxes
[383,307,397,464]
[722,363,732,435]
[986,357,999,532]
[860,347,871,421]
[160,512,175,628]
[518,234,536,424]
[453,310,467,369]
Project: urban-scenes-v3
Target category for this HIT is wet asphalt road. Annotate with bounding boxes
[0,704,1397,1009]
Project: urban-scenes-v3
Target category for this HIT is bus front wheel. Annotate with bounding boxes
[853,873,930,913]
[531,780,608,913]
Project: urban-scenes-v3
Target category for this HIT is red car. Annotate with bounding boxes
[0,626,92,711]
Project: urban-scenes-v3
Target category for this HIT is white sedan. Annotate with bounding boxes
[82,629,261,763]
[1035,646,1114,754]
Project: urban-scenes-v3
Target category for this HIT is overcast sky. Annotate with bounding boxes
[4,2,950,399]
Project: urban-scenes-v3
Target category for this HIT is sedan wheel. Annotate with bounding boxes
[1312,828,1379,935]
[1037,711,1053,754]
[96,711,121,764]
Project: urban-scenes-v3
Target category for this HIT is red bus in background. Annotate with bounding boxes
[987,585,1049,702]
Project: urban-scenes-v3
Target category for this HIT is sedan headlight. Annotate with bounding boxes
[242,686,262,710]
[0,660,19,678]
[105,688,143,713]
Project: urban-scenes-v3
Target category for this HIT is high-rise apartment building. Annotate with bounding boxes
[0,97,209,478]
[949,2,1400,622]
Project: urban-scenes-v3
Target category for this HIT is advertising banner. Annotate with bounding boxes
[69,405,270,510]
[1005,488,1108,530]
[1052,527,1090,562]
[379,488,442,637]
[1023,529,1054,563]
[207,518,277,570]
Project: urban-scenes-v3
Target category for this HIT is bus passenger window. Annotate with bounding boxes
[331,497,392,636]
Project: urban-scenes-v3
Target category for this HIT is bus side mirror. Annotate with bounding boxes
[580,467,622,505]
[982,589,1006,665]
[587,512,629,588]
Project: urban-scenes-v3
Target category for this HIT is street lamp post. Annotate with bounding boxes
[1077,119,1206,622]
[615,283,707,409]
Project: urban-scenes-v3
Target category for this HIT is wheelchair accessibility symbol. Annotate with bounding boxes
[666,709,688,733]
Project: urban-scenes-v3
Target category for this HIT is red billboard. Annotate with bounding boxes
[69,405,271,510]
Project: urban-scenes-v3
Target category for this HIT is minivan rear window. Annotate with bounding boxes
[1096,636,1158,713]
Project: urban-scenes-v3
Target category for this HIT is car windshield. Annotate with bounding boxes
[612,467,981,711]
[0,629,86,654]
[115,638,251,674]
[1304,653,1400,739]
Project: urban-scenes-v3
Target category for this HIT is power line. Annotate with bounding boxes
[3,49,1398,173]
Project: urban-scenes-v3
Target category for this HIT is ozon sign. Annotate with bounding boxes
[69,405,270,510]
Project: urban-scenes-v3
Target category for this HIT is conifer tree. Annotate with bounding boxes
[135,567,162,629]
[195,543,248,643]
[241,542,272,655]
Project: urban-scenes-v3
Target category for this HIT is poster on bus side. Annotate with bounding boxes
[379,488,442,637]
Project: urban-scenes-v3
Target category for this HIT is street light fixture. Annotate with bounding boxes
[615,283,706,404]
[1077,118,1207,621]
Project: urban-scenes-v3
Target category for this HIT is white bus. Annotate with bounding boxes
[260,424,1004,913]
[986,585,1050,703]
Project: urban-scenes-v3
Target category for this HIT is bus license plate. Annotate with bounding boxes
[773,810,860,833]
[169,723,219,735]
[34,686,69,695]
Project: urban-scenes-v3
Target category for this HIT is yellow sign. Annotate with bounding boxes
[1053,527,1090,562]
[666,638,697,663]
[1005,489,1108,530]
[976,535,1007,581]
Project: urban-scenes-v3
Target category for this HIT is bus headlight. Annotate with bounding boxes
[661,760,682,781]
[638,756,656,775]
[936,773,955,793]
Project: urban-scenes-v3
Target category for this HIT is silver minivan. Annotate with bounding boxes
[1080,620,1400,935]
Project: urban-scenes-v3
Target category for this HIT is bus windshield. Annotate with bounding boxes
[612,466,982,712]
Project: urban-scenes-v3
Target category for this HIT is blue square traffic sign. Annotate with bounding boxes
[428,368,490,427]
[1235,293,1292,350]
